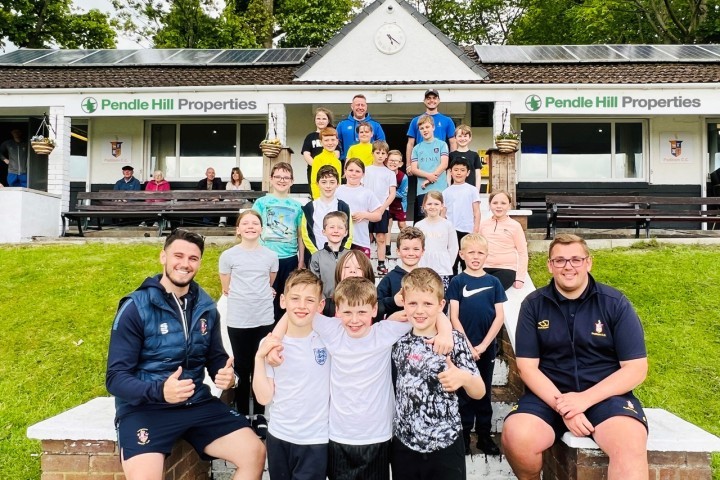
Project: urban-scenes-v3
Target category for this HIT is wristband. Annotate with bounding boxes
[515,280,524,283]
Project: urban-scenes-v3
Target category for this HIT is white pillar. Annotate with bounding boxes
[47,107,70,236]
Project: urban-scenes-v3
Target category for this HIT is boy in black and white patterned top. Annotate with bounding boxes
[391,268,485,480]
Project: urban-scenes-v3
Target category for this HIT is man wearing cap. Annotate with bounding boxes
[405,89,457,168]
[114,165,141,192]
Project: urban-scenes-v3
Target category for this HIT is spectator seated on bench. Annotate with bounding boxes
[139,169,171,227]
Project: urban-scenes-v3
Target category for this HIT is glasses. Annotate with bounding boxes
[549,257,588,268]
[272,176,292,182]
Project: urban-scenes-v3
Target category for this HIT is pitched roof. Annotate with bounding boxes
[294,0,487,80]
[2,46,720,90]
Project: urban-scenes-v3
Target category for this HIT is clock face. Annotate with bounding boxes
[374,24,406,55]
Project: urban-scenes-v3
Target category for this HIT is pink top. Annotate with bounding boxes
[479,215,528,282]
[144,179,171,202]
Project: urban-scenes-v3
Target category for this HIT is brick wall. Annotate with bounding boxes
[493,325,524,403]
[542,441,713,480]
[39,438,210,480]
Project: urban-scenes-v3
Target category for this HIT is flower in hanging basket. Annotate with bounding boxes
[494,129,520,153]
[259,138,283,158]
[31,134,56,146]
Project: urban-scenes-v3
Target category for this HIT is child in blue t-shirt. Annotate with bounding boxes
[446,233,507,455]
[252,162,304,320]
[410,115,449,223]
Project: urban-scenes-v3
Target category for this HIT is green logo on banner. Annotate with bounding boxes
[525,95,542,111]
[81,97,98,114]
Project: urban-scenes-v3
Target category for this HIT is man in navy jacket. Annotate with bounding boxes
[106,229,264,479]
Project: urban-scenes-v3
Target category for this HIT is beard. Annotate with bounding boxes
[164,264,196,289]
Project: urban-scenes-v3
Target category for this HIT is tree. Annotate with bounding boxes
[0,0,116,49]
[411,0,526,45]
[112,0,357,49]
[509,0,720,45]
[275,0,360,47]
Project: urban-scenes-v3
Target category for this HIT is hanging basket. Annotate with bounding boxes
[31,141,55,155]
[495,138,519,153]
[259,142,282,158]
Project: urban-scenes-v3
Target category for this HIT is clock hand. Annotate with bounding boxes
[387,34,399,45]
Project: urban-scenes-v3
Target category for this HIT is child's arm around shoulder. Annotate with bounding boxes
[252,333,283,405]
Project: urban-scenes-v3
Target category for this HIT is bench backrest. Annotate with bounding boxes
[546,195,720,207]
[77,190,265,203]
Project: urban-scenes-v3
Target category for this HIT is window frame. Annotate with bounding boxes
[517,118,648,182]
[145,118,265,182]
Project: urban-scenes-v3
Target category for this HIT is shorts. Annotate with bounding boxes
[391,434,465,480]
[351,244,371,259]
[116,399,251,461]
[267,432,328,480]
[388,201,406,222]
[369,211,390,234]
[328,439,390,480]
[506,391,648,439]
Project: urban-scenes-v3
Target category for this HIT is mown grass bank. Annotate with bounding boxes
[0,241,718,478]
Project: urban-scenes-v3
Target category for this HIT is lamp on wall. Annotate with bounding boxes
[385,93,392,103]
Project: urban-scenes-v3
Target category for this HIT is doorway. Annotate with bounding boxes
[382,122,417,220]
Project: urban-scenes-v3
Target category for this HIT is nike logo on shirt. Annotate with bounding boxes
[462,286,493,297]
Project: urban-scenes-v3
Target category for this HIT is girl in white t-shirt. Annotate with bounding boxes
[219,210,279,424]
[336,158,384,258]
[415,191,459,290]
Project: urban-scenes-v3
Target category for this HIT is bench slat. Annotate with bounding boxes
[546,195,720,239]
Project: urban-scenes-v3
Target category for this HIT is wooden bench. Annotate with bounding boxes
[62,190,265,237]
[546,195,720,239]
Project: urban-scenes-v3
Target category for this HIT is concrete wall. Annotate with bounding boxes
[0,188,62,242]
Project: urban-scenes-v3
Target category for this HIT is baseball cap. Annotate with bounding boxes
[424,89,439,98]
[121,165,134,171]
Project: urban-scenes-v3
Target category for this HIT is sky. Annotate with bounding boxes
[78,0,144,49]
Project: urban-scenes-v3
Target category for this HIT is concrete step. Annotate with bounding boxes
[213,402,516,479]
[214,441,515,480]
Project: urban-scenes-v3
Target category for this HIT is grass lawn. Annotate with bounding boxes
[0,241,718,478]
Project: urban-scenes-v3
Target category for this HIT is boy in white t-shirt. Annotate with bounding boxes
[253,270,330,479]
[336,158,383,259]
[443,158,481,274]
[364,140,397,276]
[271,276,454,480]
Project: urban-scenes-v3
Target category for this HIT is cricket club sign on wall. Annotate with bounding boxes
[103,136,132,164]
[660,132,691,164]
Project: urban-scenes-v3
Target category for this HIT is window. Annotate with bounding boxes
[149,121,265,180]
[519,120,645,181]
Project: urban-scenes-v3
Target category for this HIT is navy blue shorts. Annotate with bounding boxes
[116,399,251,461]
[369,211,390,234]
[506,391,648,439]
[267,432,328,479]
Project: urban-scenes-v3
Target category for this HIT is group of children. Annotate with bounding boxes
[217,116,529,479]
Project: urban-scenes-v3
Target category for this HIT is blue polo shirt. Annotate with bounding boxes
[515,274,647,393]
[407,112,456,144]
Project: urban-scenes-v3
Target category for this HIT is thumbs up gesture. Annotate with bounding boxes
[214,357,236,391]
[438,356,467,393]
[163,366,195,404]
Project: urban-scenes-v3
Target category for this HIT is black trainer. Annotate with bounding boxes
[476,433,500,455]
[252,414,268,440]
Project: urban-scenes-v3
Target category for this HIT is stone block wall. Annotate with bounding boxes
[38,438,210,480]
[543,436,715,480]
